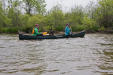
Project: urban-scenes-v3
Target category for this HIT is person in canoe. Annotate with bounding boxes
[65,24,72,37]
[32,24,43,36]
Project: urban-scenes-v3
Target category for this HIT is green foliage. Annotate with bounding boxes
[7,0,22,27]
[0,2,4,26]
[50,5,65,26]
[95,0,113,28]
[0,27,18,33]
[0,1,10,27]
[71,25,86,32]
[45,5,65,31]
[55,25,64,31]
[98,26,105,31]
[0,1,6,27]
[19,14,30,26]
[63,6,85,32]
[82,16,96,28]
[0,0,113,33]
[82,16,99,32]
[22,0,46,15]
[26,14,46,32]
[70,6,84,25]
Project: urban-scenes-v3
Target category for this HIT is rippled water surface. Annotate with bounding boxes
[0,34,113,75]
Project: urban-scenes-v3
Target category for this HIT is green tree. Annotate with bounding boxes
[25,14,46,32]
[95,0,113,28]
[48,5,65,31]
[7,0,21,27]
[0,1,5,27]
[82,16,98,32]
[86,1,97,19]
[0,1,10,27]
[66,6,84,25]
[22,0,46,15]
[64,6,85,31]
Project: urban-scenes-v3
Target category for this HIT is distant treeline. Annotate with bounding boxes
[0,0,113,33]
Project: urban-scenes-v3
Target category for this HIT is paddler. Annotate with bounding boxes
[32,24,43,36]
[65,23,71,37]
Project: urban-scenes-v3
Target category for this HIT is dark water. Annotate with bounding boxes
[0,34,113,75]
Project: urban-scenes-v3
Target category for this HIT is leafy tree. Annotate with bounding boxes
[0,1,10,27]
[19,14,30,26]
[0,1,5,26]
[82,16,98,32]
[65,6,84,27]
[86,1,98,19]
[47,5,65,31]
[6,0,22,27]
[95,0,113,28]
[22,0,46,15]
[25,14,46,32]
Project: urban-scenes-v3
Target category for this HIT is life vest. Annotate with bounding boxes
[32,28,34,34]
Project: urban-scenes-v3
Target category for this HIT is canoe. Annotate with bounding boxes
[19,31,85,40]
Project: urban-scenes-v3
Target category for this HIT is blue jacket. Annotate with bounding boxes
[65,26,71,36]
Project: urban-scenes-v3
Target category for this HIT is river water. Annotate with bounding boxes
[0,34,113,75]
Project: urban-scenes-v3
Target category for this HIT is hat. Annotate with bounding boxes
[66,24,69,26]
[35,24,39,26]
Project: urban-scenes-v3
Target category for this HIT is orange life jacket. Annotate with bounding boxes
[32,28,34,34]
